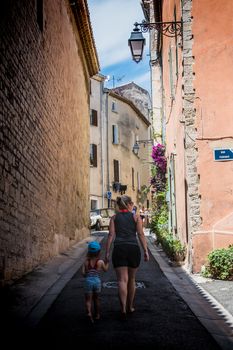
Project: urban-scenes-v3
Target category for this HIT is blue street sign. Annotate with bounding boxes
[107,191,112,199]
[214,148,233,161]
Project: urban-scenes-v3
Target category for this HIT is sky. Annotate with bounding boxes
[87,0,151,95]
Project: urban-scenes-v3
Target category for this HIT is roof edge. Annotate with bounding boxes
[109,90,151,127]
[69,0,100,76]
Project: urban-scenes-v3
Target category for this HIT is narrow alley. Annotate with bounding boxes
[1,232,232,349]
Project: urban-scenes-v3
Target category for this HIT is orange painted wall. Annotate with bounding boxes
[192,0,233,270]
[162,0,233,271]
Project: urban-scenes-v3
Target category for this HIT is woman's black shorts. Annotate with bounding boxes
[112,244,141,268]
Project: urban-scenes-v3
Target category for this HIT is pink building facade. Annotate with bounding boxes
[145,0,233,272]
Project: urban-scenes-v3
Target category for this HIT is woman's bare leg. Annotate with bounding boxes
[127,267,138,312]
[115,267,128,313]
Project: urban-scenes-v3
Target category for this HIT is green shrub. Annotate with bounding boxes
[150,193,186,262]
[159,233,186,262]
[202,245,233,280]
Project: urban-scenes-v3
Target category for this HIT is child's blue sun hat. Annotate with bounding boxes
[88,241,101,253]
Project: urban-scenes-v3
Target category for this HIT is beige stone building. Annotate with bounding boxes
[90,74,106,210]
[0,0,99,285]
[90,81,152,210]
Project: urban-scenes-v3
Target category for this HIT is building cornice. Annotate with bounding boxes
[69,0,100,77]
[92,73,107,82]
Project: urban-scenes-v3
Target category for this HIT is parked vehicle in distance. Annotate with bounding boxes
[90,211,102,231]
[90,208,116,231]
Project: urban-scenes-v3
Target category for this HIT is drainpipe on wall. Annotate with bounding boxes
[104,88,110,208]
[100,80,105,208]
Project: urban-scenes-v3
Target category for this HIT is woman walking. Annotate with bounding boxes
[105,195,149,319]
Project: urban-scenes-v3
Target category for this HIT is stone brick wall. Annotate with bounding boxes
[182,0,201,264]
[0,0,90,284]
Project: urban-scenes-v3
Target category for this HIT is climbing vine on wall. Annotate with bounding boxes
[150,143,167,193]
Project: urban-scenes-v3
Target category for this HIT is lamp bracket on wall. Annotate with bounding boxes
[132,139,154,156]
[134,20,182,38]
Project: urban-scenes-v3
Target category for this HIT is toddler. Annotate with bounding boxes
[82,241,109,323]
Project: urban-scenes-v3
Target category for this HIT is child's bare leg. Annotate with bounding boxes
[93,293,100,319]
[85,294,94,322]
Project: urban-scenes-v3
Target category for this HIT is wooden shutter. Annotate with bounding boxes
[132,167,135,190]
[112,125,119,144]
[90,109,98,126]
[113,159,119,182]
[90,144,97,167]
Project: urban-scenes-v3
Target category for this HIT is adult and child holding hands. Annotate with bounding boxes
[82,195,149,323]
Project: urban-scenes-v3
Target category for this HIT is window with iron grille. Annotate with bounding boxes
[90,109,98,126]
[90,144,97,167]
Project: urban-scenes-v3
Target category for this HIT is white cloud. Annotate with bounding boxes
[123,71,151,93]
[134,71,151,86]
[88,0,146,68]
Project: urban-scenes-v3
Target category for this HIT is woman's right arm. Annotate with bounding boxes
[136,215,149,261]
[105,216,116,262]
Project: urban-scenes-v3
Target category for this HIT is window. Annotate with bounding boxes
[112,101,117,112]
[112,125,119,144]
[113,159,119,182]
[174,6,179,78]
[169,155,177,234]
[90,144,97,167]
[36,0,44,31]
[90,109,98,126]
[89,80,92,95]
[132,168,135,190]
[91,199,97,210]
[168,45,175,99]
[137,172,141,191]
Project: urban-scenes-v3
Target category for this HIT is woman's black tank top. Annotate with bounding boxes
[114,211,138,246]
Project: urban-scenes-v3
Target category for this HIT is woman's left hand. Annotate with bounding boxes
[144,251,149,261]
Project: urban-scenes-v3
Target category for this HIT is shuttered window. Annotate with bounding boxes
[112,101,117,112]
[137,172,141,191]
[169,45,175,99]
[113,159,119,182]
[132,168,135,191]
[90,109,98,126]
[112,125,119,144]
[90,144,97,167]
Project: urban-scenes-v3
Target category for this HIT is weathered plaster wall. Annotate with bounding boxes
[0,0,91,284]
[192,0,233,271]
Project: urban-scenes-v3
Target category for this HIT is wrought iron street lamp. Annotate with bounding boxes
[132,139,154,156]
[128,20,182,63]
[128,25,146,63]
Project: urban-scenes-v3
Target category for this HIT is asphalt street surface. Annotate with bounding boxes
[3,235,222,349]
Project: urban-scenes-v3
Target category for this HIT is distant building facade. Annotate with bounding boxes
[89,81,152,210]
[89,74,106,210]
[0,0,99,284]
